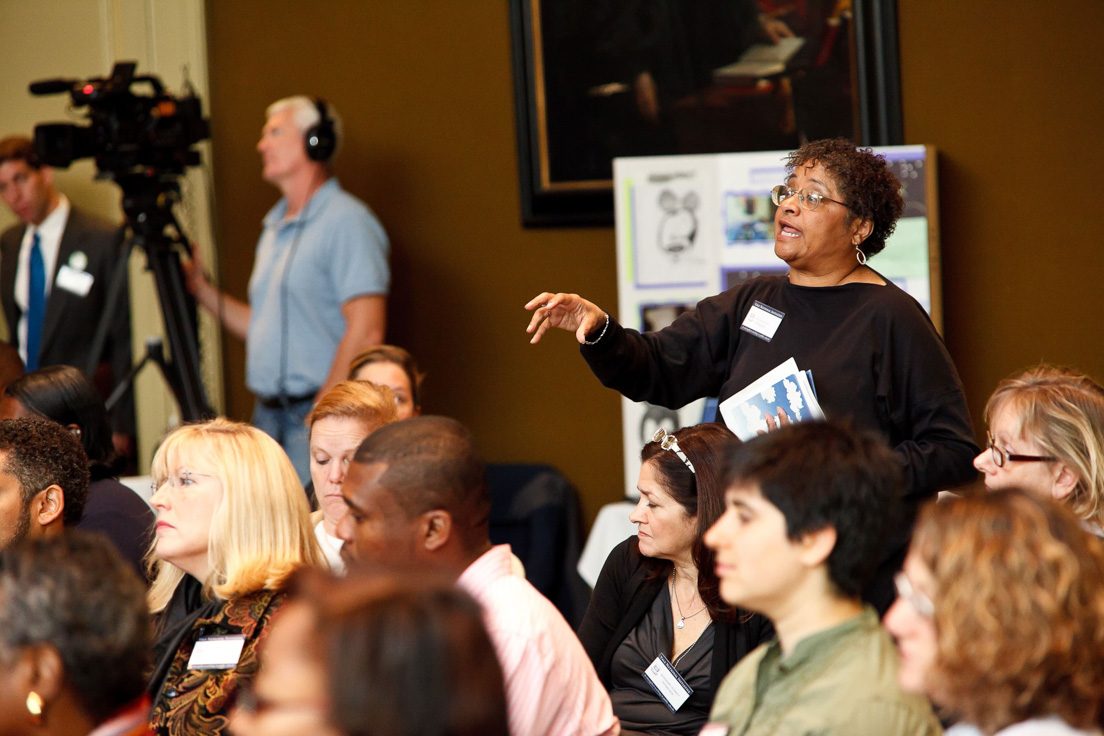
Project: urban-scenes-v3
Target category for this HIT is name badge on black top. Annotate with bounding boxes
[187,634,246,670]
[740,301,784,342]
[643,653,693,712]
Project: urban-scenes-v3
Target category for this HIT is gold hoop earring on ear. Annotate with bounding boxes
[854,246,867,265]
[26,691,44,722]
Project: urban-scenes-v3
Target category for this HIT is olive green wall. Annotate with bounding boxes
[206,1,1104,524]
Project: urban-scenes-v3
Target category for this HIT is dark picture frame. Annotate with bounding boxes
[508,0,903,227]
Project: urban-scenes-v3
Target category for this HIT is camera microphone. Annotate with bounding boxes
[29,78,78,96]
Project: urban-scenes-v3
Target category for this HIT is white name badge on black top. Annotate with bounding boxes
[739,301,784,342]
[187,634,246,670]
[643,653,692,713]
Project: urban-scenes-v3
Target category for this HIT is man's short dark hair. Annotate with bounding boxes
[354,416,490,549]
[0,418,90,526]
[0,531,151,722]
[0,136,41,169]
[721,421,902,598]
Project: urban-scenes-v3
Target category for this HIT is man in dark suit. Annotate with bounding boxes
[0,136,133,447]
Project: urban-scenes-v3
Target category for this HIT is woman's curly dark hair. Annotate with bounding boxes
[785,138,904,258]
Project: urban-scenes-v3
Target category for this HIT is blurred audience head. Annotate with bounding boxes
[336,416,488,571]
[886,489,1104,733]
[0,342,24,396]
[307,381,398,534]
[977,364,1104,527]
[0,417,89,550]
[0,531,151,732]
[147,418,322,612]
[348,345,424,420]
[705,421,901,616]
[232,571,508,736]
[2,365,117,475]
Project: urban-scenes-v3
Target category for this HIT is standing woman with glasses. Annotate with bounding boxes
[527,138,978,612]
[145,418,324,736]
[974,364,1104,534]
[885,490,1104,735]
[577,423,773,736]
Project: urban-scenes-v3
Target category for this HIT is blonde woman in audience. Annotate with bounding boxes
[975,365,1104,533]
[307,380,398,572]
[886,489,1104,735]
[146,418,323,736]
[348,344,424,419]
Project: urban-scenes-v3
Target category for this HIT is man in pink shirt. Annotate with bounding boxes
[337,416,619,736]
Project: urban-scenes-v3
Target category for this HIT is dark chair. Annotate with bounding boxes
[486,463,592,627]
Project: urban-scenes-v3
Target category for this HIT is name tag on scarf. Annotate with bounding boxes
[643,653,692,712]
[187,634,246,670]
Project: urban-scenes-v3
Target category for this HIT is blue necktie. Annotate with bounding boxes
[26,231,45,371]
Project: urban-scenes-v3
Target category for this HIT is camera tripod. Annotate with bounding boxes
[86,173,213,422]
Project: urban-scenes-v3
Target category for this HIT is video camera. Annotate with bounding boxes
[29,61,214,421]
[30,61,209,177]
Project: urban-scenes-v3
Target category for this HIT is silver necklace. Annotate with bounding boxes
[670,568,706,630]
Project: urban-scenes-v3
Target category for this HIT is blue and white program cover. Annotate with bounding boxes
[718,358,825,440]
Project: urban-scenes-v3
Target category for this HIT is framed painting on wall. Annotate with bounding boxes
[508,0,904,227]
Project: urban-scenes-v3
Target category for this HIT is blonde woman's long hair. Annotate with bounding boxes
[986,364,1104,526]
[146,418,324,613]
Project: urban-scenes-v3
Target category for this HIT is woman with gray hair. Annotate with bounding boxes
[0,531,152,736]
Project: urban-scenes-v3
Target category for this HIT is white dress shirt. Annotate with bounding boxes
[15,195,70,365]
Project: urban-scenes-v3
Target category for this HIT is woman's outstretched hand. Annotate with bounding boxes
[525,292,606,344]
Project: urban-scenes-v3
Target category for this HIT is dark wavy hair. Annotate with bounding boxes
[786,138,904,258]
[4,365,117,479]
[913,490,1104,733]
[0,417,90,527]
[348,345,425,410]
[721,421,902,599]
[0,532,151,724]
[640,422,740,623]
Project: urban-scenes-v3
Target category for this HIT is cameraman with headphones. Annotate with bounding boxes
[185,96,389,485]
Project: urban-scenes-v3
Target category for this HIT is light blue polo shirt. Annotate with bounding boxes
[246,178,389,397]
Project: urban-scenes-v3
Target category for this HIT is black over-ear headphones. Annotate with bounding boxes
[304,97,337,162]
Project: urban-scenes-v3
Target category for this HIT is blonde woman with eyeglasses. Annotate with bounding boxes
[974,364,1104,534]
[577,423,772,736]
[145,418,324,736]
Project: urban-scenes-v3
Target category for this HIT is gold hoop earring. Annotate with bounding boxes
[26,691,44,721]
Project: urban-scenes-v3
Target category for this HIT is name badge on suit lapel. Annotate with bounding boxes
[55,265,94,297]
[55,251,94,297]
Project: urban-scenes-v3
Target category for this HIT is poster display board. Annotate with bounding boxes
[612,146,938,498]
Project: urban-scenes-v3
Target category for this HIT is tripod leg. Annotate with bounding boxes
[85,234,134,376]
[146,247,213,420]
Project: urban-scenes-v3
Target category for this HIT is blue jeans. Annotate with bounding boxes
[252,398,312,487]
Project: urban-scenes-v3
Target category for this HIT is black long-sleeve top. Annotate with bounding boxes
[582,275,979,610]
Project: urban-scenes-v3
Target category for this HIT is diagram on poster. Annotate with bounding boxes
[616,157,719,290]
